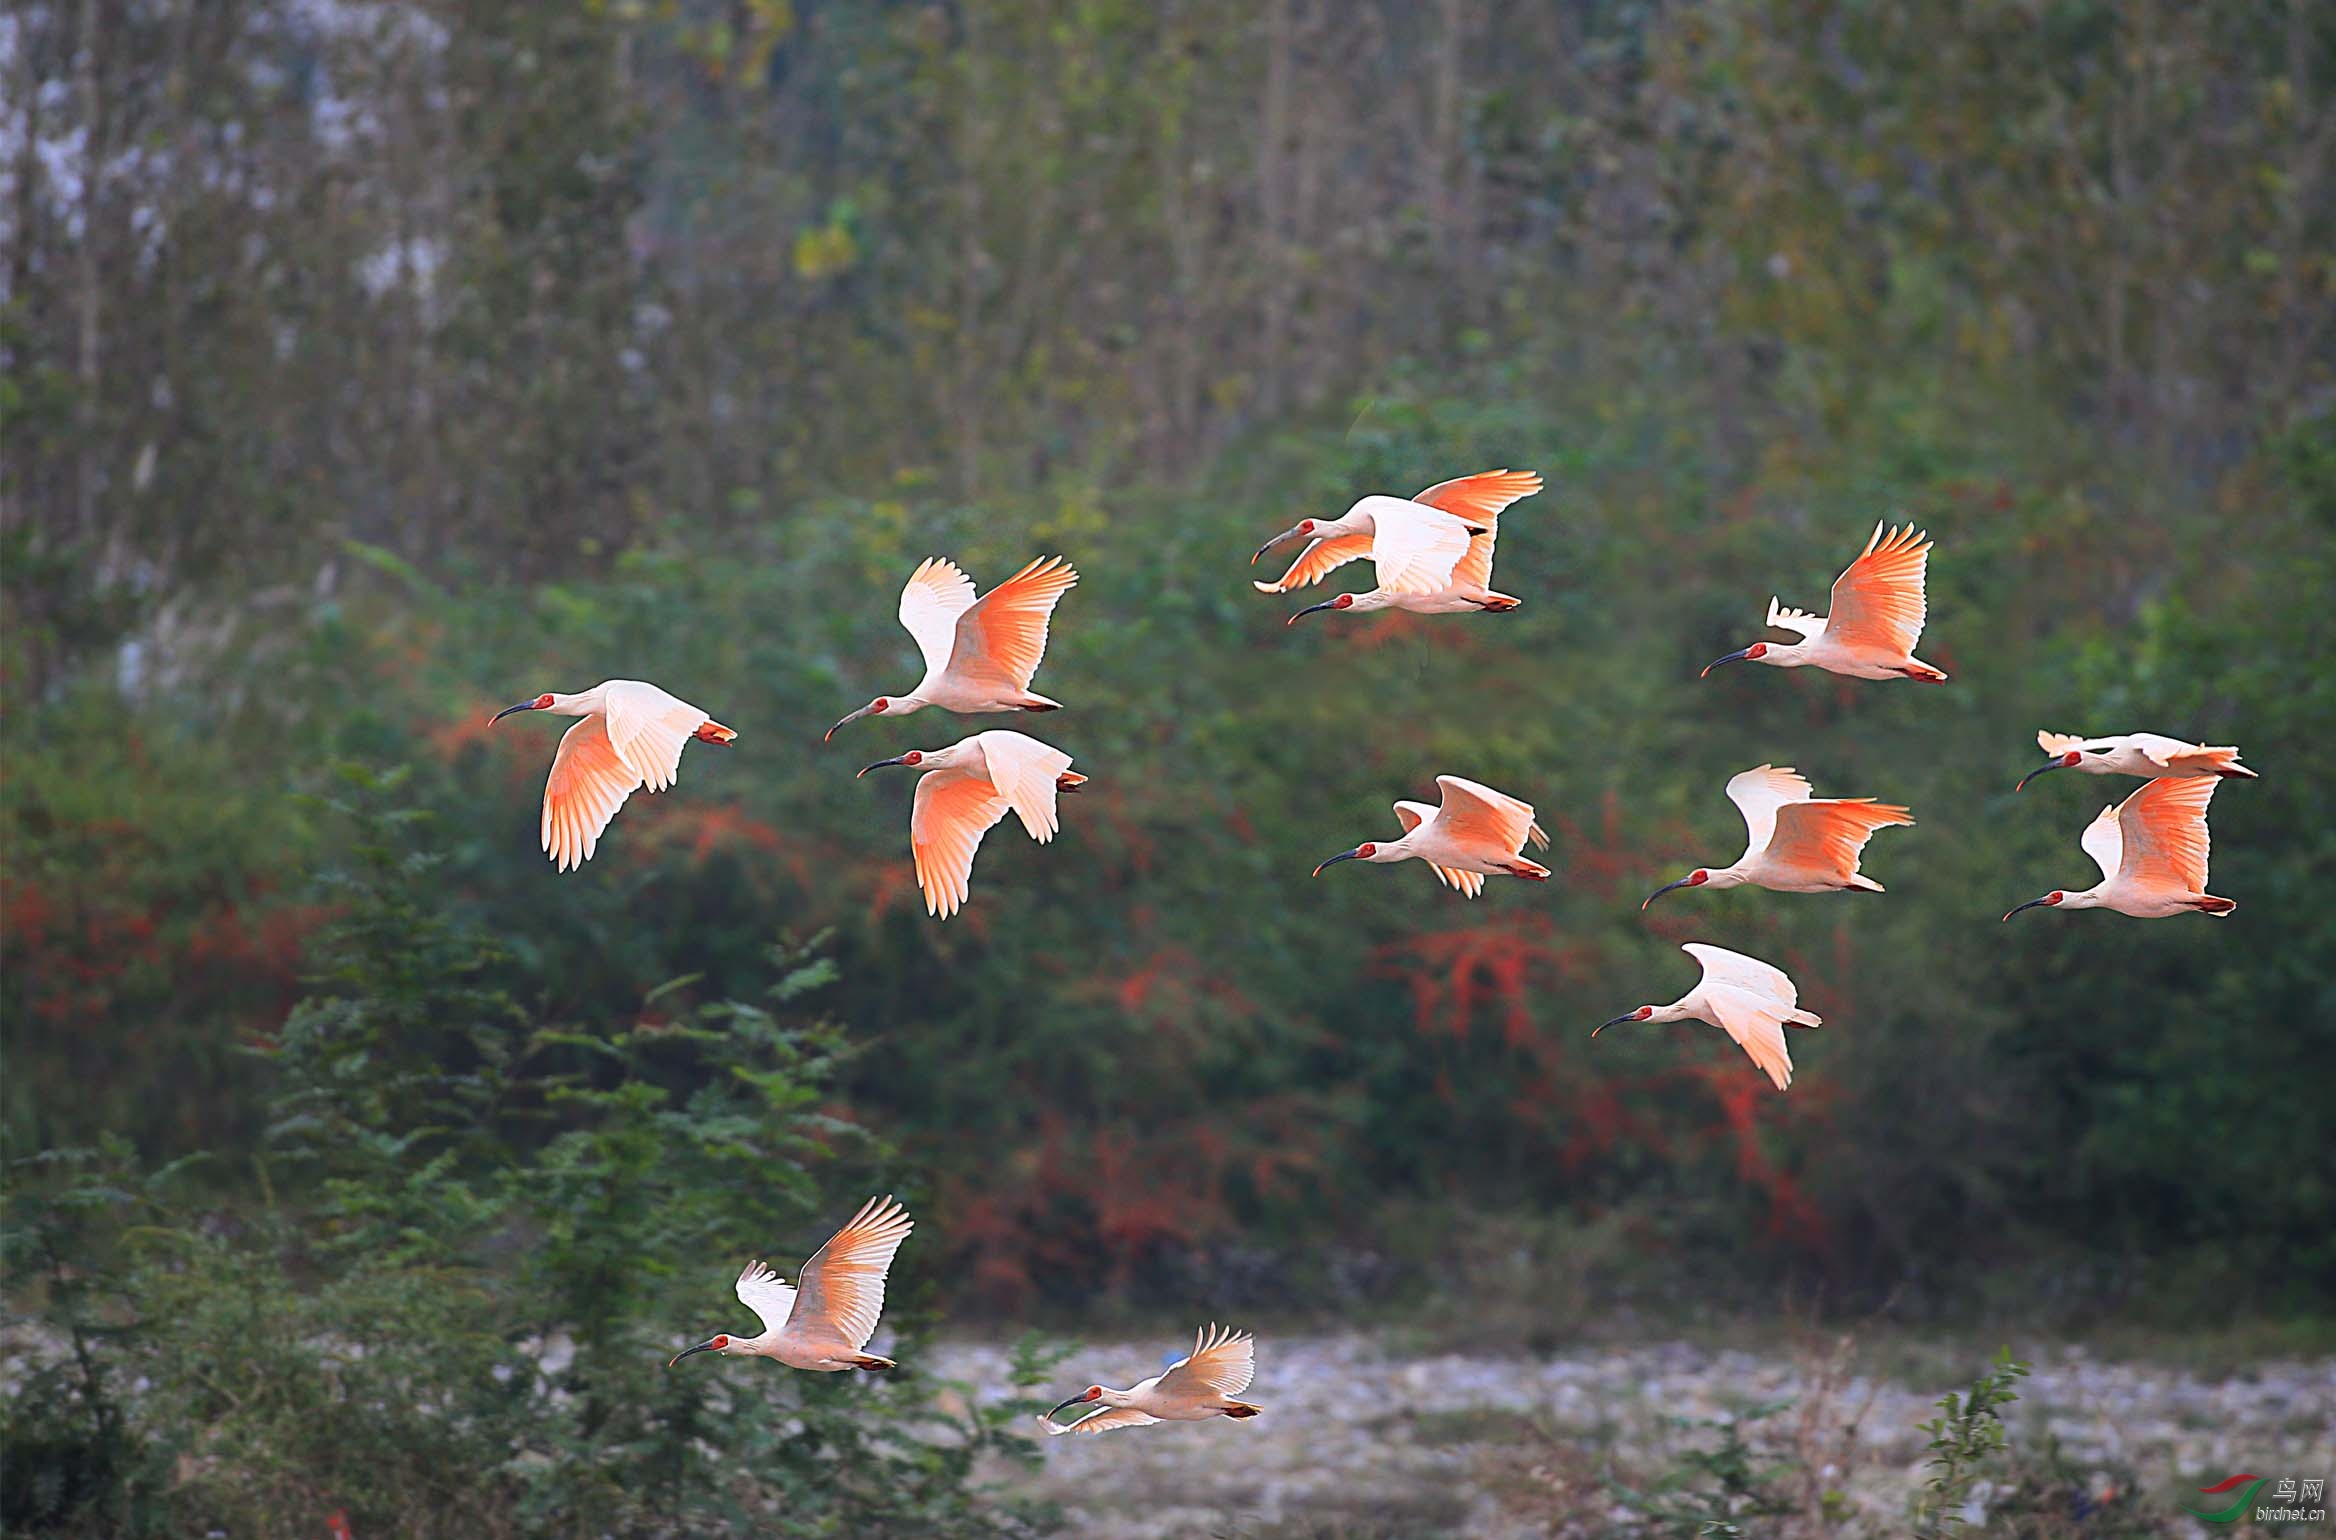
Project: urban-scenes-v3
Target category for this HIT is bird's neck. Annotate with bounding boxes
[1704,865,1752,889]
[549,690,599,716]
[1099,1386,1137,1409]
[2061,887,2109,911]
[1652,1000,1698,1025]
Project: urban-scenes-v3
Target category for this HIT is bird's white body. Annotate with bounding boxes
[671,1196,914,1373]
[1258,471,1540,621]
[2021,731,2254,786]
[2007,777,2234,920]
[859,729,1083,919]
[1597,944,1822,1091]
[1043,1325,1263,1435]
[828,556,1078,738]
[1706,523,1946,682]
[1646,765,1913,904]
[1318,775,1551,896]
[492,678,734,871]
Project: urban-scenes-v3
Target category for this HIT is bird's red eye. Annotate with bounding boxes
[1299,520,1316,534]
[1086,1386,1103,1399]
[904,751,922,765]
[1637,1007,1655,1020]
[1691,870,1709,886]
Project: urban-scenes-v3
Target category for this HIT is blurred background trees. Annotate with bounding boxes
[5,0,2333,1385]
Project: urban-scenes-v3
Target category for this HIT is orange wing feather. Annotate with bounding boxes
[1825,522,1932,656]
[2115,777,2215,893]
[1413,469,1543,524]
[542,715,642,872]
[955,556,1078,691]
[1254,533,1375,595]
[1764,799,1914,882]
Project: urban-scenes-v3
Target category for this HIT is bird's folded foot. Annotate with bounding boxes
[1057,771,1088,793]
[851,1353,898,1371]
[1221,1400,1264,1419]
[695,720,737,744]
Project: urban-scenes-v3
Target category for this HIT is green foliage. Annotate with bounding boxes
[1604,1401,1800,1537]
[3,775,1060,1538]
[1913,1348,2031,1537]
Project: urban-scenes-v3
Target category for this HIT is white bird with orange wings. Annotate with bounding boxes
[669,1196,914,1373]
[858,730,1085,919]
[827,556,1079,740]
[1703,522,1947,682]
[1313,775,1551,895]
[1041,1325,1264,1435]
[1595,943,1823,1091]
[1257,470,1540,621]
[1644,765,1913,907]
[491,680,735,872]
[2014,731,2256,792]
[2004,776,2235,921]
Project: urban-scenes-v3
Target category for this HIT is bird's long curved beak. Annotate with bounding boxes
[669,1339,718,1368]
[1642,876,1698,910]
[1253,523,1307,564]
[1700,648,1754,679]
[2001,896,2054,922]
[1288,600,1339,627]
[857,756,911,779]
[1044,1394,1088,1421]
[491,700,541,724]
[1312,847,1364,876]
[825,705,876,743]
[1591,1012,1642,1038]
[2013,760,2063,793]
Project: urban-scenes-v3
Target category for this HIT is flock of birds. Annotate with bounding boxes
[489,468,2253,1434]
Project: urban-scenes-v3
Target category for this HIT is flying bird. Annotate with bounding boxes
[1041,1324,1264,1435]
[1258,470,1542,622]
[1644,765,1913,907]
[490,680,735,872]
[827,556,1078,740]
[858,730,1085,919]
[2004,776,2235,920]
[669,1196,914,1373]
[2015,731,2256,792]
[1313,775,1551,895]
[1594,943,1822,1091]
[1703,522,1947,682]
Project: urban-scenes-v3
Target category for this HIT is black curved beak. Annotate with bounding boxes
[1289,600,1339,627]
[1591,1013,1641,1038]
[2002,896,2053,922]
[1642,876,1697,910]
[1253,523,1306,564]
[491,700,541,724]
[825,705,874,743]
[857,756,911,779]
[1312,848,1364,876]
[669,1339,718,1368]
[1044,1394,1088,1421]
[1700,648,1754,679]
[2013,760,2063,793]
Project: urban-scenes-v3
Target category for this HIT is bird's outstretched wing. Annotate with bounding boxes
[1254,533,1375,595]
[1765,597,1827,640]
[974,731,1074,843]
[788,1196,914,1352]
[1370,506,1476,595]
[1723,764,1813,857]
[1156,1323,1256,1398]
[899,558,979,677]
[2114,776,2216,893]
[2036,730,2089,756]
[1683,942,1798,1007]
[1431,864,1486,898]
[2078,803,2123,882]
[542,715,642,872]
[1391,800,1435,836]
[951,556,1078,692]
[600,680,711,792]
[1824,522,1932,656]
[735,1259,798,1336]
[1413,469,1543,524]
[1765,799,1914,883]
[1046,1406,1162,1436]
[909,764,1014,919]
[1432,775,1537,856]
[1702,986,1797,1090]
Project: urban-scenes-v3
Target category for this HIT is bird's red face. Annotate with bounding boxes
[1331,594,1355,610]
[2002,891,2065,921]
[1742,643,1768,661]
[710,1334,730,1350]
[491,692,558,723]
[1642,869,1709,908]
[898,750,922,766]
[1298,519,1317,536]
[1356,842,1376,858]
[2060,751,2082,767]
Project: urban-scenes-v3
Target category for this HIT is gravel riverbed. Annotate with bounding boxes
[930,1333,2336,1537]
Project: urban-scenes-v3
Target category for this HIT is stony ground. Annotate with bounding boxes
[930,1331,2336,1538]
